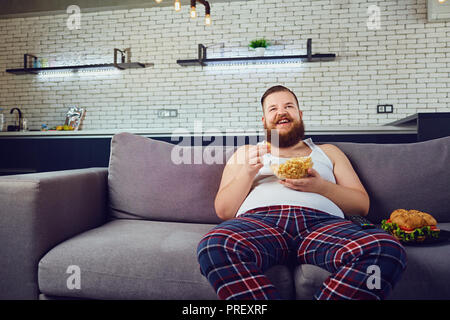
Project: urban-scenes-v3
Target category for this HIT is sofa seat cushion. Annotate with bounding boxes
[38,219,294,299]
[294,222,450,300]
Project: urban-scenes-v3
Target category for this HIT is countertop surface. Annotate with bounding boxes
[0,125,417,138]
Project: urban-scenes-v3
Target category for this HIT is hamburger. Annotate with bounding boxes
[381,209,440,242]
[271,156,313,179]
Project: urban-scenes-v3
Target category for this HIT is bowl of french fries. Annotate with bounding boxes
[270,156,313,179]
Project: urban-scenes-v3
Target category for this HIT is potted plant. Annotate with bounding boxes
[249,38,270,56]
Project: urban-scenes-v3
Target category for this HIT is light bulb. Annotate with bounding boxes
[190,6,197,18]
[174,0,181,11]
[155,0,163,3]
[205,14,211,25]
[438,0,446,3]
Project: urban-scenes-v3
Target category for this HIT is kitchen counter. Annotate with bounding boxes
[0,125,416,138]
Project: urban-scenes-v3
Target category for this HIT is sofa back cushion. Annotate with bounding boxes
[108,132,234,224]
[332,136,450,223]
[108,132,450,225]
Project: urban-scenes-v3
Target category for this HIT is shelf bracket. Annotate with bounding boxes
[307,38,312,62]
[24,53,37,69]
[114,48,126,70]
[198,44,207,66]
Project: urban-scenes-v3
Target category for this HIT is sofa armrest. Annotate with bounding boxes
[0,167,108,299]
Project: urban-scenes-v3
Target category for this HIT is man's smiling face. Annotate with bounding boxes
[262,90,305,148]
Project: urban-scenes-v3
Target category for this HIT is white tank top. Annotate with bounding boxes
[236,138,345,218]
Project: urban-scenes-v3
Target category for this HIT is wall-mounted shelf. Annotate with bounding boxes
[6,49,151,75]
[177,39,336,67]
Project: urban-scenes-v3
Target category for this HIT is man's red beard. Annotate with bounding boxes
[264,117,305,148]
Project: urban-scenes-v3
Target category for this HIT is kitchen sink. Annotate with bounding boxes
[7,125,20,132]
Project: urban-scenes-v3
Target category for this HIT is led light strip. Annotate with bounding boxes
[38,68,120,77]
[205,62,303,71]
[208,61,304,66]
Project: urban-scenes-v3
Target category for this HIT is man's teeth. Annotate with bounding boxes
[278,119,289,124]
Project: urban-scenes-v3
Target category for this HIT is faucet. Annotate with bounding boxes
[10,107,22,131]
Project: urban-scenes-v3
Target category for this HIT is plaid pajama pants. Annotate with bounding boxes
[197,205,407,300]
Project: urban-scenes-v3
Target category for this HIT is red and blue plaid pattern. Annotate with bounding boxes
[197,205,407,300]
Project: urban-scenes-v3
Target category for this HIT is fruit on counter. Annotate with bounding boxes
[50,125,75,131]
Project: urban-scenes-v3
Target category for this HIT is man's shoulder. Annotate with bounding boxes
[316,143,346,164]
[317,143,341,153]
[315,143,340,154]
[317,143,352,168]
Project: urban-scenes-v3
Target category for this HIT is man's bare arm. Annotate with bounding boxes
[323,144,369,216]
[214,144,269,220]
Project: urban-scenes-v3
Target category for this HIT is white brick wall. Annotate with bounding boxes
[0,0,449,131]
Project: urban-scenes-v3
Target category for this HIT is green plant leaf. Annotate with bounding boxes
[249,38,269,48]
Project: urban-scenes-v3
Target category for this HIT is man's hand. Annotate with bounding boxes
[278,167,327,194]
[242,144,270,177]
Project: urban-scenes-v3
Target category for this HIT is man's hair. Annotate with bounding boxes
[260,85,299,112]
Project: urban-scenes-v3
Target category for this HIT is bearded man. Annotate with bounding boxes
[197,85,407,300]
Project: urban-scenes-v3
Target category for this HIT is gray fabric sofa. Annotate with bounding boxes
[1,132,449,300]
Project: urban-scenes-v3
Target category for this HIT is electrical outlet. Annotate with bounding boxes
[377,105,394,114]
[157,109,178,118]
